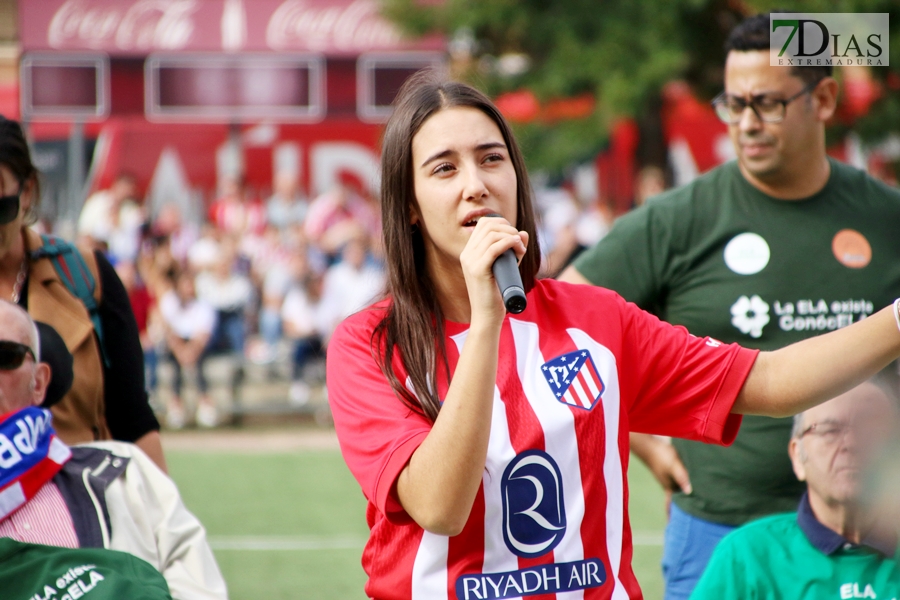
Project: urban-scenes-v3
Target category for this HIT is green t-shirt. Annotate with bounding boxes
[574,158,900,525]
[690,513,900,599]
[0,538,172,600]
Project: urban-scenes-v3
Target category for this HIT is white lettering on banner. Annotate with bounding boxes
[48,0,198,51]
[0,434,22,469]
[13,412,51,455]
[266,0,401,51]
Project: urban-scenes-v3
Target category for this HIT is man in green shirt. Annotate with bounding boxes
[0,538,173,600]
[559,13,900,599]
[691,380,900,599]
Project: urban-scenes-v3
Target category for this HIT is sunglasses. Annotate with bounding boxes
[0,341,36,370]
[0,194,20,225]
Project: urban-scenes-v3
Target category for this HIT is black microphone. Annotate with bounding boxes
[486,213,527,314]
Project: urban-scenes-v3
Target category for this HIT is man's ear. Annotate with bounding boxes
[789,438,807,482]
[31,362,51,407]
[812,77,839,122]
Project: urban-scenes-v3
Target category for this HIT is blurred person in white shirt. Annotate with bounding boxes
[280,251,324,405]
[151,203,199,264]
[195,239,253,358]
[266,170,308,232]
[305,182,379,258]
[317,234,384,344]
[77,173,145,263]
[158,270,217,429]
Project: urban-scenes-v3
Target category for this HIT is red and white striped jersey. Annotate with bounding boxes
[328,279,757,600]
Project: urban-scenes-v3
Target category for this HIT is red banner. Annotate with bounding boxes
[20,0,443,56]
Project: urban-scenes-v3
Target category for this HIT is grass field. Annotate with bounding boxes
[167,436,667,599]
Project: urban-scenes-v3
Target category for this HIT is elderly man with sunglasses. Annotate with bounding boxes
[0,300,227,600]
[691,379,900,599]
[560,12,900,598]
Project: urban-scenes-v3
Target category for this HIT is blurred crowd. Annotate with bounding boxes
[77,170,387,426]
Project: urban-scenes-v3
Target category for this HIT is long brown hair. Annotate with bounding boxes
[374,70,541,422]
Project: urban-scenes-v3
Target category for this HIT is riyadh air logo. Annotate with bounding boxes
[541,350,604,410]
[731,295,770,339]
[501,450,566,558]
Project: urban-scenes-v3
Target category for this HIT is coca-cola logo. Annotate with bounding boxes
[47,0,199,51]
[266,0,401,52]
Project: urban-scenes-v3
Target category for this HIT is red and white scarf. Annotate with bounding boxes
[0,407,71,521]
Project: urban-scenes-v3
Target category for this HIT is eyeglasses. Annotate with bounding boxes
[711,79,821,125]
[799,418,890,447]
[0,193,20,225]
[0,340,36,370]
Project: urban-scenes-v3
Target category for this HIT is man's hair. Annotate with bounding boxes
[725,13,832,86]
[0,299,40,360]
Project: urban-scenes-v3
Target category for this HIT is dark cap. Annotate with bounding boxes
[35,322,74,408]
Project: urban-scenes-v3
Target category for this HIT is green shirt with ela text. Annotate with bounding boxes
[574,158,900,525]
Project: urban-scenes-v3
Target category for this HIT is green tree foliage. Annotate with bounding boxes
[384,0,900,176]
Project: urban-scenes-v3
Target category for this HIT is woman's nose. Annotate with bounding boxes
[462,166,489,200]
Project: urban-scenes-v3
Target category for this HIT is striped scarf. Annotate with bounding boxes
[0,407,71,521]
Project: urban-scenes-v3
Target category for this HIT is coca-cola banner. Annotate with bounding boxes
[20,0,443,56]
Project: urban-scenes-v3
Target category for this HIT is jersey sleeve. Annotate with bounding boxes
[617,293,758,444]
[572,203,671,310]
[327,310,432,521]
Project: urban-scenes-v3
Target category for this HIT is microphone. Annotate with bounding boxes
[486,213,527,314]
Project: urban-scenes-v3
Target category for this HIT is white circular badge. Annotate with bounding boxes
[723,232,770,275]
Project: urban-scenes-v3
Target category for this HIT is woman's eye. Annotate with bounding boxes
[484,153,504,164]
[432,163,455,175]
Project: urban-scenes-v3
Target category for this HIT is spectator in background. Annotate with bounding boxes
[559,14,900,598]
[77,173,145,263]
[250,231,302,365]
[151,203,199,265]
[280,251,323,405]
[158,270,217,429]
[633,164,667,208]
[137,232,179,304]
[536,187,614,278]
[265,170,308,231]
[186,225,222,274]
[115,260,160,401]
[691,378,900,599]
[317,234,385,343]
[305,181,379,259]
[208,175,265,238]
[535,187,581,278]
[195,239,253,358]
[0,300,227,600]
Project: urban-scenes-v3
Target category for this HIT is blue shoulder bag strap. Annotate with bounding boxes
[30,234,110,367]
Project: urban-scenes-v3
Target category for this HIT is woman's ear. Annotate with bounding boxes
[19,176,35,213]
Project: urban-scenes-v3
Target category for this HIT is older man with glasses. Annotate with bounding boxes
[691,379,900,599]
[560,12,900,599]
[0,299,227,600]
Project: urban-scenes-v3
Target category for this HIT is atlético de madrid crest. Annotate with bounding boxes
[541,350,604,410]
